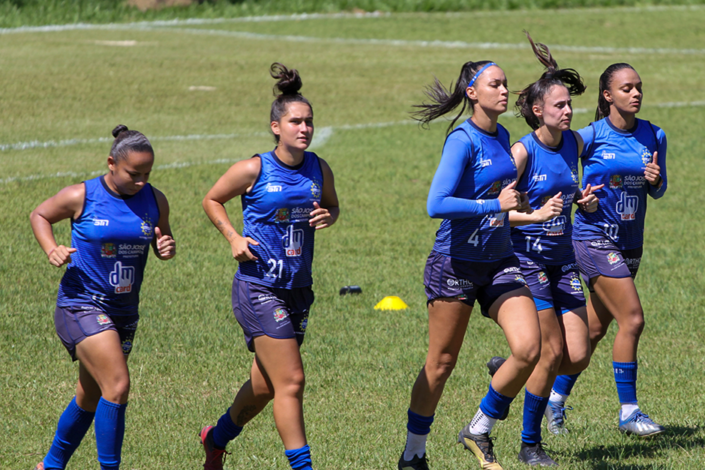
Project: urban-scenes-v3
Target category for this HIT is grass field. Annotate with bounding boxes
[1,5,705,470]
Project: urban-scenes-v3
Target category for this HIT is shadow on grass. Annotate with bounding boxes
[567,425,705,468]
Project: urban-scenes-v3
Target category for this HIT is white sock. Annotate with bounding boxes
[549,390,568,406]
[620,403,640,421]
[468,409,497,435]
[403,431,428,460]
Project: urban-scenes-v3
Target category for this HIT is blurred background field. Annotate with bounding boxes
[1,1,704,469]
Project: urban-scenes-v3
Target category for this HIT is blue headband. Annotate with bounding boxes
[467,62,497,88]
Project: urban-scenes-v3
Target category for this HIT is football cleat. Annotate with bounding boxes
[398,452,430,470]
[544,401,571,435]
[200,425,230,470]
[517,442,558,467]
[618,410,665,437]
[458,426,503,470]
[486,356,509,421]
[33,463,44,470]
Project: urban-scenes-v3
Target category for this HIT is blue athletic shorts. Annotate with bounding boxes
[423,250,529,318]
[232,277,314,352]
[573,238,643,291]
[516,252,586,315]
[54,305,139,361]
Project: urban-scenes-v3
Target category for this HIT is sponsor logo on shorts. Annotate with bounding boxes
[93,218,109,226]
[641,147,653,166]
[300,316,308,332]
[601,151,616,160]
[538,271,549,285]
[310,180,322,199]
[258,294,277,304]
[140,214,154,239]
[616,192,638,221]
[282,225,304,257]
[625,257,641,269]
[273,308,287,323]
[607,252,620,265]
[609,175,623,189]
[446,278,473,289]
[487,180,502,196]
[570,274,583,291]
[561,263,578,272]
[488,212,505,227]
[275,208,290,223]
[543,215,566,236]
[514,275,527,285]
[96,314,111,326]
[504,267,521,274]
[101,243,117,258]
[479,157,492,167]
[267,183,283,193]
[455,293,468,301]
[121,340,133,354]
[109,261,135,294]
[590,240,611,247]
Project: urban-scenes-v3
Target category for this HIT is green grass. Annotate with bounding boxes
[1,6,705,470]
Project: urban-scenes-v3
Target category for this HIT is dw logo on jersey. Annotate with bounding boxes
[282,224,304,257]
[543,215,566,236]
[640,147,653,166]
[109,261,135,294]
[616,192,638,221]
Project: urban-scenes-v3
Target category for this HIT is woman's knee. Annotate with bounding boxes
[102,376,130,404]
[619,309,645,337]
[513,341,541,370]
[425,353,458,383]
[277,370,306,398]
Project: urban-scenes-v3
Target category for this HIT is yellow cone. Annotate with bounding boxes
[374,296,408,310]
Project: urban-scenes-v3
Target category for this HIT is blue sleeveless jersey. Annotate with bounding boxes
[511,131,580,264]
[56,176,159,316]
[431,120,517,262]
[573,117,668,250]
[236,150,323,289]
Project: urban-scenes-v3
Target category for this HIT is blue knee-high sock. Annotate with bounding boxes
[553,373,581,397]
[43,397,95,469]
[406,409,434,435]
[479,384,515,420]
[285,445,312,470]
[94,397,127,470]
[613,361,638,404]
[521,390,549,445]
[212,407,243,449]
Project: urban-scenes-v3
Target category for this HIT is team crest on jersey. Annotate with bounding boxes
[640,147,653,166]
[538,271,549,285]
[101,243,117,258]
[488,180,502,196]
[609,175,623,189]
[570,274,582,291]
[96,314,111,326]
[140,214,154,238]
[310,180,322,199]
[275,208,290,223]
[607,252,620,265]
[273,308,287,323]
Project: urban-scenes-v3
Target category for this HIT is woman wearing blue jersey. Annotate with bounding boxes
[497,34,605,466]
[200,63,339,470]
[30,125,176,470]
[546,63,667,437]
[398,60,540,470]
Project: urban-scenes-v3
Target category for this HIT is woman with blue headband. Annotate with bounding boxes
[398,60,539,470]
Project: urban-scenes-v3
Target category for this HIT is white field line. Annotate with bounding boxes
[2,100,703,185]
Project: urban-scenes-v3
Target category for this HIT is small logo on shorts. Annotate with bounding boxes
[96,314,111,326]
[121,340,133,354]
[538,271,548,285]
[447,278,473,289]
[515,275,527,285]
[455,294,468,301]
[570,275,582,291]
[300,316,308,331]
[273,308,287,323]
[607,252,620,265]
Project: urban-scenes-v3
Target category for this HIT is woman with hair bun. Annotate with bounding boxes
[30,125,176,470]
[546,62,667,437]
[489,33,600,466]
[200,62,339,470]
[398,58,539,470]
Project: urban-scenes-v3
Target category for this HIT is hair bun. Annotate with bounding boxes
[112,124,129,138]
[270,62,302,96]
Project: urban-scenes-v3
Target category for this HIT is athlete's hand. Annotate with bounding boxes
[644,151,662,186]
[309,202,336,230]
[576,184,604,213]
[47,245,76,267]
[535,192,563,222]
[231,235,259,262]
[498,181,525,212]
[154,227,176,260]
